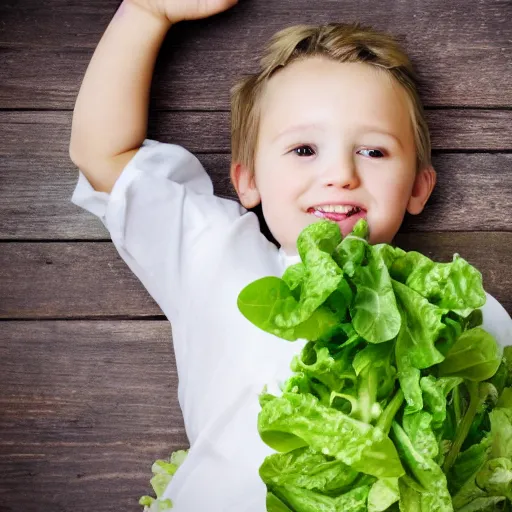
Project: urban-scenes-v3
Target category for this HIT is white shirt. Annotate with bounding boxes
[71,139,512,512]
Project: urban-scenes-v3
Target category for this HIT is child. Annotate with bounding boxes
[69,0,512,510]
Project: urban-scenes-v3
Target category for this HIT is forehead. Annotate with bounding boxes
[258,56,413,141]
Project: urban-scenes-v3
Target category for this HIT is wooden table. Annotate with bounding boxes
[0,0,510,510]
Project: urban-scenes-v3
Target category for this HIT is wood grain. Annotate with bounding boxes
[1,1,511,510]
[0,243,162,317]
[1,235,510,319]
[0,320,188,512]
[0,111,510,239]
[3,110,511,154]
[0,0,511,108]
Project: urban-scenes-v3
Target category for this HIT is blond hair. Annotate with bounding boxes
[230,23,431,184]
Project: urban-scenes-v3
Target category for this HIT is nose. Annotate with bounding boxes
[320,155,360,190]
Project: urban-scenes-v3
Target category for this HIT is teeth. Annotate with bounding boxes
[314,204,357,214]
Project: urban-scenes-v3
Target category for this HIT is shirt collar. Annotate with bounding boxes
[278,247,302,268]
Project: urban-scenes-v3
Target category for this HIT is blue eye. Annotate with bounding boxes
[292,145,316,157]
[359,148,385,158]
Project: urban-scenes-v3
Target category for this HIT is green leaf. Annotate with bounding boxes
[237,276,341,341]
[397,477,422,512]
[392,280,447,414]
[270,483,370,512]
[443,382,497,474]
[402,411,438,459]
[296,219,343,262]
[352,341,397,400]
[397,475,452,512]
[390,252,486,314]
[282,262,306,299]
[393,279,446,369]
[258,393,404,478]
[139,450,188,511]
[235,218,510,512]
[259,446,359,493]
[332,234,367,278]
[420,375,463,430]
[455,496,507,511]
[290,341,355,396]
[349,218,370,240]
[267,492,294,512]
[489,407,512,459]
[391,422,453,511]
[449,435,492,495]
[395,329,422,414]
[238,220,357,341]
[350,245,402,343]
[452,457,512,511]
[497,387,512,408]
[438,328,501,382]
[371,243,406,270]
[286,220,345,328]
[139,497,174,512]
[475,457,512,500]
[324,277,353,320]
[367,478,399,512]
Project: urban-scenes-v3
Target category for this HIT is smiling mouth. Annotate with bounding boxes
[307,206,365,220]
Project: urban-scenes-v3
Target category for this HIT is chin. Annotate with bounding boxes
[368,227,399,245]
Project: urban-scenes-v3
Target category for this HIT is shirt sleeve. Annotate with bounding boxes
[482,292,512,348]
[71,139,246,321]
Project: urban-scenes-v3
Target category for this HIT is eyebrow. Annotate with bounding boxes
[272,123,325,143]
[357,125,403,149]
[272,123,403,148]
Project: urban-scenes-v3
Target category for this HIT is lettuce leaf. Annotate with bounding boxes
[349,245,401,343]
[270,483,370,512]
[258,392,404,479]
[234,219,511,511]
[139,450,188,512]
[259,446,359,493]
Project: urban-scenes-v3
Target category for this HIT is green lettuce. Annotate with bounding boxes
[139,450,188,511]
[237,219,512,511]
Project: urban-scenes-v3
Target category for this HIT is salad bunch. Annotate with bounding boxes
[236,219,512,511]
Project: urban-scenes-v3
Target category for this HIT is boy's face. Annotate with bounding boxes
[231,57,436,256]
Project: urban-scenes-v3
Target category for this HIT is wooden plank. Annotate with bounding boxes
[0,0,511,108]
[400,152,512,233]
[0,111,511,239]
[0,320,188,512]
[3,110,511,155]
[426,109,512,151]
[0,242,163,317]
[0,235,510,319]
[0,444,175,512]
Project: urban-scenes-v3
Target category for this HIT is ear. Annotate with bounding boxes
[230,161,261,209]
[406,165,437,215]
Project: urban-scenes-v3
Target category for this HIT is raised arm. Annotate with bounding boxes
[69,1,170,193]
[69,0,237,193]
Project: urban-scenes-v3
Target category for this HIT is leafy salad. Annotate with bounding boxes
[140,218,512,511]
[236,219,512,511]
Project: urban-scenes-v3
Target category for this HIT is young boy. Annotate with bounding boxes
[69,0,512,510]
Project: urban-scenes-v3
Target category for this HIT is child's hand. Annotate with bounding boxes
[127,0,239,24]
